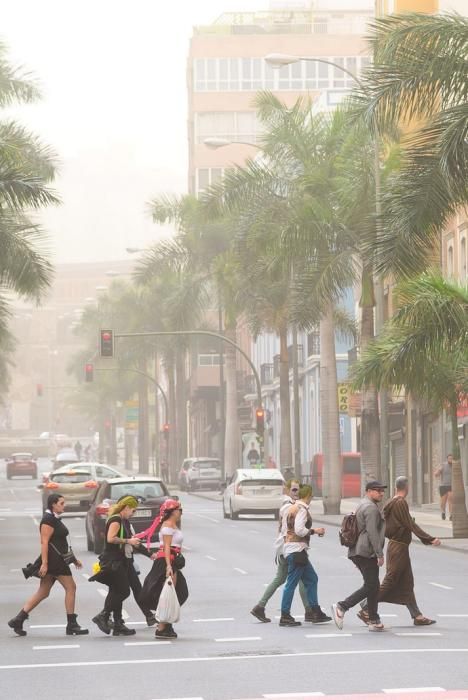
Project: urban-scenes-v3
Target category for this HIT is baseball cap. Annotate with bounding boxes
[365,480,387,491]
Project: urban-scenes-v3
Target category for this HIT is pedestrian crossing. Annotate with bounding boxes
[151,691,468,700]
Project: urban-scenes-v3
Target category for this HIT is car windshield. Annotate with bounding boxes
[13,454,32,461]
[109,482,167,501]
[51,472,92,484]
[240,479,283,487]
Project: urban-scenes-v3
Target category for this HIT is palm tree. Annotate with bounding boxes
[353,13,468,278]
[0,44,59,390]
[352,271,468,537]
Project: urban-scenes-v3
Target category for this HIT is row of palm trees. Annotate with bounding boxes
[70,14,467,531]
[0,43,58,393]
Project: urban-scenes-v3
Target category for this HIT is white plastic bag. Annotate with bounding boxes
[156,578,180,623]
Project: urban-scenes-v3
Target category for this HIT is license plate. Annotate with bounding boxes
[136,509,152,518]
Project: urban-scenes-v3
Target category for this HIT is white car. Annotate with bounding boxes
[222,469,285,520]
[186,458,222,491]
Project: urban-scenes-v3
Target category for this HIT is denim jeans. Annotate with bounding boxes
[280,552,318,614]
[259,555,309,609]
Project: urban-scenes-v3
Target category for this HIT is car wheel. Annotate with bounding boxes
[223,500,230,519]
[230,500,239,520]
[6,473,11,480]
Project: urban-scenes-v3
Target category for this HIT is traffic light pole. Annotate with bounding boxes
[112,329,264,462]
[94,367,169,422]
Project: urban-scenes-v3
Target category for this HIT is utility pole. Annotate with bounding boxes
[292,325,301,479]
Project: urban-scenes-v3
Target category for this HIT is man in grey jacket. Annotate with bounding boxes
[331,480,386,632]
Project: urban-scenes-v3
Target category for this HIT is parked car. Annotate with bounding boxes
[186,458,222,491]
[6,453,37,479]
[310,452,361,498]
[178,458,195,490]
[222,468,284,520]
[86,476,173,554]
[42,468,98,511]
[42,462,123,486]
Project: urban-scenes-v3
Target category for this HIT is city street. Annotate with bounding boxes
[1,463,468,700]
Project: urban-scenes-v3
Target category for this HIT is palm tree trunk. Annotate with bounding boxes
[224,322,240,478]
[175,346,187,473]
[320,302,341,514]
[449,404,468,538]
[166,356,177,483]
[360,295,381,486]
[279,324,293,471]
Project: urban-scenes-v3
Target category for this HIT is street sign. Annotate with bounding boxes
[338,383,349,413]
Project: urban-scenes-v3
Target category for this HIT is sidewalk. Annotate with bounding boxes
[190,491,468,554]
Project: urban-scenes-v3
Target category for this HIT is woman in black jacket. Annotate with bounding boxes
[8,493,88,637]
[90,495,144,636]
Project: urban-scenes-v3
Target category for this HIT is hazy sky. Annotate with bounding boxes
[2,0,374,263]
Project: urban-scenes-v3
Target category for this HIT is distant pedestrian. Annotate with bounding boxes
[74,440,82,461]
[435,454,453,520]
[267,456,277,469]
[137,499,188,639]
[279,484,331,627]
[331,480,386,633]
[8,493,88,637]
[90,496,142,636]
[247,442,260,466]
[250,480,311,623]
[358,476,441,626]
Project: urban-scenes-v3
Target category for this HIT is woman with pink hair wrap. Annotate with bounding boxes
[137,499,188,639]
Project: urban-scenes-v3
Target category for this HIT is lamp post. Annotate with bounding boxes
[265,52,388,484]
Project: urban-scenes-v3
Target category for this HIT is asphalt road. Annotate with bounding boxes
[1,460,468,700]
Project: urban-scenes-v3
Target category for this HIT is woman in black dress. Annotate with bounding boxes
[8,493,88,637]
[90,495,143,636]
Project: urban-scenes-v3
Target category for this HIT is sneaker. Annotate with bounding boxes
[414,616,436,626]
[306,606,332,624]
[250,605,271,623]
[441,512,446,520]
[279,613,302,627]
[331,603,345,630]
[357,609,370,626]
[368,621,385,632]
[145,613,157,627]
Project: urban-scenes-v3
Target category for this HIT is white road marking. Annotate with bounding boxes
[1,647,467,670]
[150,697,203,700]
[205,555,216,561]
[193,618,234,623]
[263,694,325,698]
[380,614,398,618]
[33,645,80,650]
[233,567,248,575]
[10,568,21,573]
[122,609,129,620]
[74,535,86,538]
[215,636,262,642]
[382,689,445,694]
[394,633,441,637]
[98,588,107,598]
[437,614,468,617]
[81,573,90,580]
[429,582,453,590]
[193,513,220,524]
[30,624,66,629]
[275,615,304,619]
[33,518,40,527]
[0,518,6,521]
[305,634,352,638]
[249,529,260,534]
[183,545,192,551]
[124,641,171,646]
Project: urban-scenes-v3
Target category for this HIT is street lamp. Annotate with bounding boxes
[204,137,259,150]
[265,51,388,484]
[126,247,144,254]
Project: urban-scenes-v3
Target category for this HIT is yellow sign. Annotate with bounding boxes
[338,383,349,413]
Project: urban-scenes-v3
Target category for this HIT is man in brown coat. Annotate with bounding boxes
[359,476,441,626]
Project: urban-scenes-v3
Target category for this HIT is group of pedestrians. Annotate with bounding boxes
[251,476,441,633]
[8,493,188,639]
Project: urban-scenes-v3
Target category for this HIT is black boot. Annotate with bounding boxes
[66,613,89,635]
[145,612,157,627]
[92,611,111,635]
[8,609,28,637]
[306,605,332,624]
[279,612,302,627]
[113,619,136,636]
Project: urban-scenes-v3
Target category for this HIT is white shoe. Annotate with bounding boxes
[368,621,385,632]
[331,603,345,630]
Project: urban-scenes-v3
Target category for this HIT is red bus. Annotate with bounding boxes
[310,452,361,498]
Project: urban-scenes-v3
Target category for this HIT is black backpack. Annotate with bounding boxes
[339,510,361,547]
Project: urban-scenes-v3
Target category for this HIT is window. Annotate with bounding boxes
[195,168,226,194]
[193,56,368,92]
[460,236,467,279]
[447,242,454,276]
[199,353,221,366]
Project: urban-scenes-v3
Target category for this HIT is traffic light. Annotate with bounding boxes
[36,383,43,397]
[255,407,265,436]
[163,423,170,440]
[99,329,114,358]
[85,363,94,382]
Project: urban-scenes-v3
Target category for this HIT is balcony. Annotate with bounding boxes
[307,332,320,357]
[288,344,304,368]
[244,374,257,395]
[273,354,280,379]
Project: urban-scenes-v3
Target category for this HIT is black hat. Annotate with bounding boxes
[365,480,387,491]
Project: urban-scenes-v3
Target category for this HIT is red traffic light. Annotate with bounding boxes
[36,383,43,397]
[99,329,114,358]
[163,423,170,432]
[85,363,94,382]
[255,409,265,419]
[255,407,265,435]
